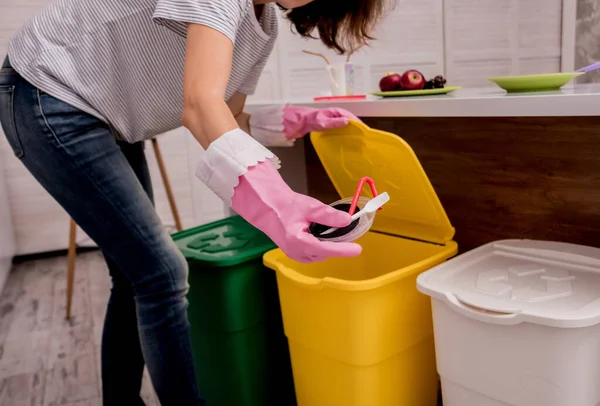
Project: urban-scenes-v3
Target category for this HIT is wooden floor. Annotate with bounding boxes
[0,251,158,406]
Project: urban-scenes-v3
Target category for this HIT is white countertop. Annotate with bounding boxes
[246,84,600,118]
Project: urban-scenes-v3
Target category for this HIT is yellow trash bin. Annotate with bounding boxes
[263,120,458,406]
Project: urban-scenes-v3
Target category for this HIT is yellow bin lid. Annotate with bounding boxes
[310,120,455,245]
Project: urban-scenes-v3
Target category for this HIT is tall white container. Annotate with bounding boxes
[417,239,600,406]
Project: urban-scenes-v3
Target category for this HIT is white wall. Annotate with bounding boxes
[0,0,62,255]
[251,0,445,101]
[0,0,228,254]
[575,0,600,83]
[247,0,568,206]
[251,0,567,101]
[444,0,563,86]
[0,0,574,255]
[0,153,16,292]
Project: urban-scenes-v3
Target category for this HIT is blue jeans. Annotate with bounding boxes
[0,57,204,405]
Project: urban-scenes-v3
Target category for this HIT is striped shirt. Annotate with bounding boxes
[7,0,278,143]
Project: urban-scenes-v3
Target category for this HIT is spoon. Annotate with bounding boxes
[575,61,600,73]
[320,192,390,236]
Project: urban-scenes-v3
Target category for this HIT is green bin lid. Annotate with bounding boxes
[171,216,276,267]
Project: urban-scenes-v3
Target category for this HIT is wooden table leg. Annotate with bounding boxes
[66,218,77,320]
[151,138,183,232]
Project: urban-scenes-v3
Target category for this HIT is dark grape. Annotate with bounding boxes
[425,75,447,89]
[433,75,447,88]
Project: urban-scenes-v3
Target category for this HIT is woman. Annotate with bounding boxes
[0,0,387,404]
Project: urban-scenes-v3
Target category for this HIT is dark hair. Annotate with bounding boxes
[279,0,391,54]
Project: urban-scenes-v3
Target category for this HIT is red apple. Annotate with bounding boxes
[400,70,425,90]
[379,72,402,92]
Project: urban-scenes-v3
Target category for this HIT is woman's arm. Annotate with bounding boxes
[184,22,361,263]
[181,23,239,149]
[227,92,359,148]
[227,92,251,134]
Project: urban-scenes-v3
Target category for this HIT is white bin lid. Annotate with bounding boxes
[417,239,600,328]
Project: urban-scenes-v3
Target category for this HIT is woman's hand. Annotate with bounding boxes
[249,105,360,147]
[283,105,360,139]
[230,157,362,263]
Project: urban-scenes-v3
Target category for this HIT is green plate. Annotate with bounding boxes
[487,72,584,93]
[371,86,461,97]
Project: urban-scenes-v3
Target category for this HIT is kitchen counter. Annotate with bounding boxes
[249,84,600,253]
[247,84,600,117]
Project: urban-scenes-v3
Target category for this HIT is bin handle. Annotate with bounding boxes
[444,293,523,325]
[349,177,382,216]
[264,253,326,289]
[276,264,327,289]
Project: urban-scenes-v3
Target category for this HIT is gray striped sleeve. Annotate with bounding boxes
[238,11,278,95]
[8,0,279,143]
[238,50,272,95]
[153,0,249,42]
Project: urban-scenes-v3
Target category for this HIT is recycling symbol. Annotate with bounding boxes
[187,231,250,253]
[476,264,575,302]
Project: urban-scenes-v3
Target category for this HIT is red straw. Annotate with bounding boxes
[348,177,381,216]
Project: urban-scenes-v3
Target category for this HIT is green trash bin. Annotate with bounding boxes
[172,215,296,406]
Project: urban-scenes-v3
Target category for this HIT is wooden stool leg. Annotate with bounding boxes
[151,138,183,231]
[66,218,77,320]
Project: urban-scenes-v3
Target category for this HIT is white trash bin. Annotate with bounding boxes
[417,239,600,406]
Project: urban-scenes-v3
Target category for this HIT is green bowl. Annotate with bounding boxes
[487,72,584,93]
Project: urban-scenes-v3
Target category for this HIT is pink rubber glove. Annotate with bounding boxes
[249,104,360,147]
[283,105,359,139]
[195,128,362,264]
[231,160,362,263]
